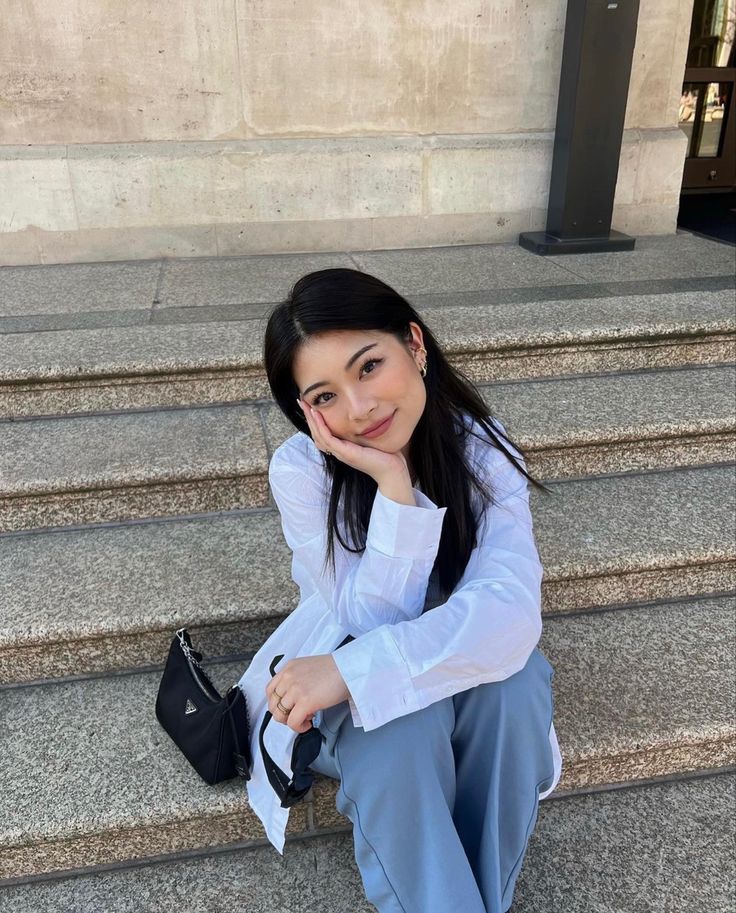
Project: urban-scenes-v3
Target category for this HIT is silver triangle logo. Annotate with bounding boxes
[185,698,198,715]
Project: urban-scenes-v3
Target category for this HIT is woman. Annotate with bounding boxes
[237,267,562,913]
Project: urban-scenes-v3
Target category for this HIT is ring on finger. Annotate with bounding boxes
[273,689,284,699]
[276,699,292,715]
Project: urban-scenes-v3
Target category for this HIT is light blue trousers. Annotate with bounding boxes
[309,647,556,913]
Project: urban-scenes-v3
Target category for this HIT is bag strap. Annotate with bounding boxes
[259,634,354,799]
[258,653,292,795]
[259,708,291,796]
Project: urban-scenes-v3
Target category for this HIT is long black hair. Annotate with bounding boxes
[264,267,547,601]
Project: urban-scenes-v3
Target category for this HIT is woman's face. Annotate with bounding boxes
[292,322,427,456]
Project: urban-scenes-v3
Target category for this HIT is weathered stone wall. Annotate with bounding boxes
[0,0,693,265]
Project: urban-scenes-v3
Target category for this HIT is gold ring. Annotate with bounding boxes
[276,700,292,715]
[273,689,284,700]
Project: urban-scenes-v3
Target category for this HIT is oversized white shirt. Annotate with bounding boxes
[237,413,562,854]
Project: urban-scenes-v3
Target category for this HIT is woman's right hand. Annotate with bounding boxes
[297,399,410,488]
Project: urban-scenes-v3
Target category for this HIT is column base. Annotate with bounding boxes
[518,229,636,255]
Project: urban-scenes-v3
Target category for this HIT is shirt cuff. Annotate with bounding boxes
[332,625,420,732]
[366,487,447,560]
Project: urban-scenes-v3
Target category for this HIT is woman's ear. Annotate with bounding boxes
[406,321,425,354]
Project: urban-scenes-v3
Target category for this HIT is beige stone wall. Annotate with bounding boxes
[0,0,694,265]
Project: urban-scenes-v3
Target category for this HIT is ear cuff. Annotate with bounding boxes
[417,346,428,378]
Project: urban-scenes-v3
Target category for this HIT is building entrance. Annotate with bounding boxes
[678,1,735,190]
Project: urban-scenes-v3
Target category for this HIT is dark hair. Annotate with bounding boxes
[264,267,548,601]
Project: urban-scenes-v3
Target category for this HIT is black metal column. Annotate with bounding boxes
[519,0,640,255]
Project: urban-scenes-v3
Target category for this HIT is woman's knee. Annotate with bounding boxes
[507,647,554,696]
[456,648,554,726]
[332,695,456,786]
[350,693,454,749]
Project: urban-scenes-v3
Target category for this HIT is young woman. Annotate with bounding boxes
[237,267,562,913]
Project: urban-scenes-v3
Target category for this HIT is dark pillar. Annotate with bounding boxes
[519,0,640,255]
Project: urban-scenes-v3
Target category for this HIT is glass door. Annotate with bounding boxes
[679,1,736,189]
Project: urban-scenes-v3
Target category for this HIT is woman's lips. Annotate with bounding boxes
[359,410,396,439]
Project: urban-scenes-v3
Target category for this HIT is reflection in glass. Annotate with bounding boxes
[679,81,731,156]
[686,0,736,69]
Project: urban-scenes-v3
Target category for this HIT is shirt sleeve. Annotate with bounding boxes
[331,428,544,731]
[269,438,448,636]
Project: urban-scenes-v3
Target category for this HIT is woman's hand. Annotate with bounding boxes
[297,399,409,487]
[265,654,352,734]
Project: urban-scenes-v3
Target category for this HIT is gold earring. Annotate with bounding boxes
[417,346,427,378]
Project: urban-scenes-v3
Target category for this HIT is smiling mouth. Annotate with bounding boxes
[359,411,396,438]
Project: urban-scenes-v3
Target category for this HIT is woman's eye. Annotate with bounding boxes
[361,358,382,375]
[310,359,382,406]
[311,391,333,406]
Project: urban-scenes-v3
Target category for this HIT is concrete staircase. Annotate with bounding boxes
[1,232,734,912]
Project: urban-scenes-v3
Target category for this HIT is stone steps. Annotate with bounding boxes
[1,288,734,418]
[2,236,734,908]
[1,771,732,910]
[0,595,732,883]
[2,463,734,685]
[1,364,734,533]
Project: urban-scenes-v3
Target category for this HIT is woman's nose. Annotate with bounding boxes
[346,392,378,424]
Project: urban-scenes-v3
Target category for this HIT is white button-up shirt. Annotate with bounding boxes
[237,413,562,853]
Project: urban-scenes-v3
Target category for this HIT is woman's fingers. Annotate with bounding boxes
[267,655,347,733]
[272,692,310,732]
[296,399,322,447]
[297,399,334,455]
[296,400,409,485]
[267,670,304,731]
[268,678,294,718]
[308,407,339,452]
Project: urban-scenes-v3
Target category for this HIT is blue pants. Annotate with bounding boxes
[309,647,556,913]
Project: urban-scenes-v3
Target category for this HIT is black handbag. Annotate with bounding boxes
[155,628,252,785]
[155,628,355,794]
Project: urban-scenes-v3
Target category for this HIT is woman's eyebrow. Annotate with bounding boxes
[301,343,377,397]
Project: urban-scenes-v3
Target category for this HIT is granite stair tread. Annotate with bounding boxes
[483,364,736,450]
[1,364,734,533]
[1,772,733,911]
[1,289,734,417]
[0,595,732,880]
[3,233,733,324]
[3,289,734,384]
[0,404,268,497]
[1,463,734,683]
